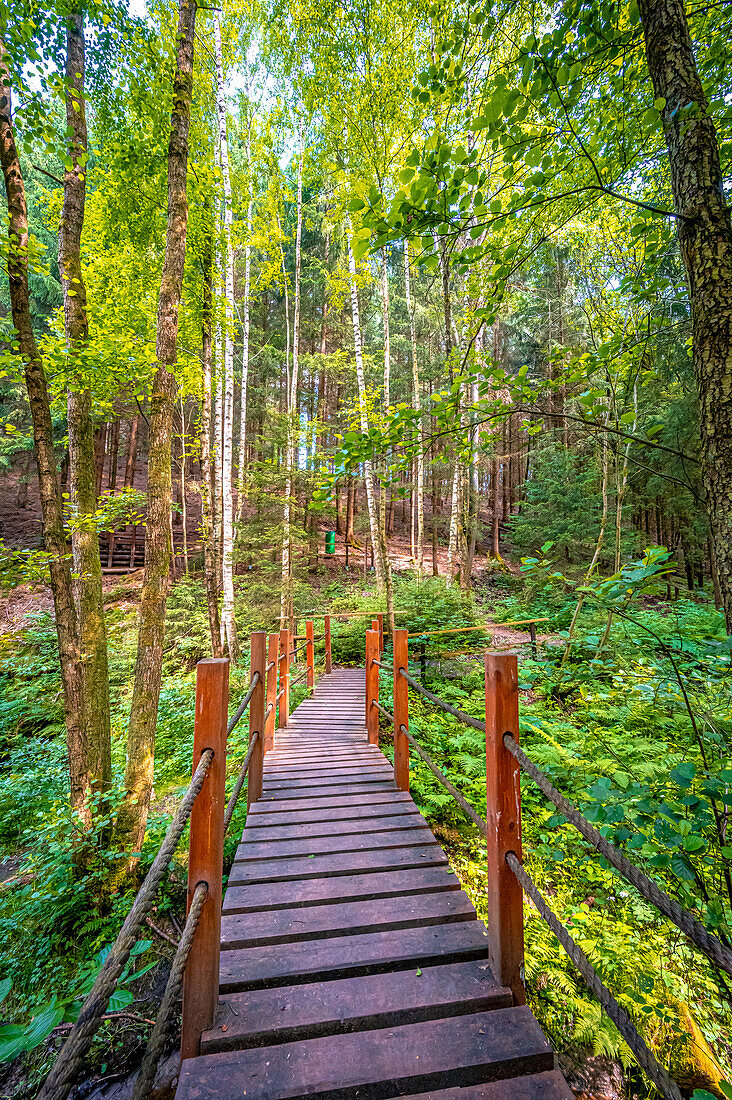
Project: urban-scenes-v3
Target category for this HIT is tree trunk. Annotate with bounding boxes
[347,228,387,593]
[404,240,424,574]
[639,0,732,631]
[214,12,238,662]
[235,108,253,519]
[200,221,223,655]
[59,8,112,810]
[124,415,139,487]
[1,37,89,824]
[113,0,197,874]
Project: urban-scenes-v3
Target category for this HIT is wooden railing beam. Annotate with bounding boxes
[278,628,290,727]
[306,619,315,690]
[485,651,525,1005]
[393,629,409,791]
[247,632,266,807]
[181,657,229,1060]
[365,629,380,746]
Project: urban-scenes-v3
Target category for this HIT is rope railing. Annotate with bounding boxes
[130,881,208,1100]
[502,734,732,978]
[223,732,259,833]
[290,669,308,688]
[399,668,485,733]
[38,749,215,1100]
[400,724,488,836]
[227,671,260,735]
[506,854,683,1100]
[368,635,730,1099]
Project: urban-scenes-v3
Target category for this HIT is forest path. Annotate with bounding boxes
[175,669,571,1100]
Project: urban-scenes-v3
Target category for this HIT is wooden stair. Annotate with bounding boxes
[175,669,573,1100]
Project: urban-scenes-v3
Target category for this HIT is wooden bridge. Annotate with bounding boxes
[175,639,572,1099]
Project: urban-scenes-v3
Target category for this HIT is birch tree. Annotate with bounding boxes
[214,11,238,661]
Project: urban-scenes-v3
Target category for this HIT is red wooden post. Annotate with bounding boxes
[247,632,266,808]
[181,658,229,1060]
[324,614,332,674]
[365,629,380,745]
[306,619,315,689]
[393,629,409,791]
[485,652,525,1005]
[377,613,384,653]
[264,633,278,754]
[278,628,290,727]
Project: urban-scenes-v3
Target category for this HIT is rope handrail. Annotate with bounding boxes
[373,659,393,671]
[38,749,215,1100]
[223,732,259,832]
[227,671,260,735]
[290,670,308,687]
[399,668,486,733]
[502,734,732,978]
[400,724,488,836]
[130,881,208,1100]
[275,687,285,703]
[372,699,393,722]
[265,659,276,673]
[293,639,309,656]
[506,854,682,1100]
[394,667,732,976]
[265,702,274,717]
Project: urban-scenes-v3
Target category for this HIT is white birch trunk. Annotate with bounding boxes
[235,117,253,521]
[404,240,423,574]
[347,225,384,591]
[214,13,238,661]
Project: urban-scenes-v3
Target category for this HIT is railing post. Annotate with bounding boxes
[324,614,332,674]
[484,652,525,1005]
[393,629,409,791]
[181,658,229,1060]
[278,628,290,727]
[247,631,266,808]
[306,619,315,690]
[377,613,384,653]
[365,629,380,745]
[264,633,278,754]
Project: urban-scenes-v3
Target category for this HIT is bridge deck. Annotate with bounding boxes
[176,669,572,1100]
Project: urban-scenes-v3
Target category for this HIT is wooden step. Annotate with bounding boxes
[201,960,511,1053]
[242,811,423,843]
[178,1007,555,1099]
[242,800,415,829]
[227,843,447,885]
[245,791,411,816]
[398,1073,574,1099]
[258,782,397,802]
[221,891,476,948]
[233,826,434,861]
[222,866,461,914]
[219,921,492,991]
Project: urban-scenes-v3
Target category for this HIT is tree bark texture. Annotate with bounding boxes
[60,8,112,803]
[0,41,90,824]
[639,0,732,631]
[114,0,197,871]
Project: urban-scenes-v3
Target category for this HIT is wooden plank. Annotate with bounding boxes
[222,866,461,914]
[257,783,397,803]
[245,791,412,816]
[221,891,476,948]
[263,763,393,780]
[243,800,417,828]
[242,811,423,842]
[218,922,492,991]
[201,961,510,1053]
[177,1007,554,1099]
[226,844,447,886]
[262,773,395,791]
[233,826,433,862]
[397,1072,574,1099]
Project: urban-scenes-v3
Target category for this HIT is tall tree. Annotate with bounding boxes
[59,6,112,806]
[113,0,198,869]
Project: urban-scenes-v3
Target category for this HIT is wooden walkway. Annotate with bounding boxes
[176,669,572,1100]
